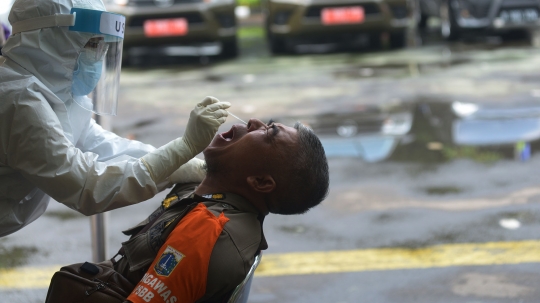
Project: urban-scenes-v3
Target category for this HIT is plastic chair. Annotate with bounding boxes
[227,252,262,303]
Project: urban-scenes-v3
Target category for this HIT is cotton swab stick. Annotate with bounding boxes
[226,110,247,125]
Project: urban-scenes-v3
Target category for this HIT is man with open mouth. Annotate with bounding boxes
[116,118,330,303]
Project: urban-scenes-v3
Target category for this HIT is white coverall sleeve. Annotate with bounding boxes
[78,118,155,161]
[8,96,160,215]
[79,123,209,186]
[77,118,175,191]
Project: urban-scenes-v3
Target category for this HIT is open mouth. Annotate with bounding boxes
[220,127,235,141]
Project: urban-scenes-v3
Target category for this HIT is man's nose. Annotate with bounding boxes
[246,119,265,132]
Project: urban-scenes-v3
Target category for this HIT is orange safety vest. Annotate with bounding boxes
[127,203,229,303]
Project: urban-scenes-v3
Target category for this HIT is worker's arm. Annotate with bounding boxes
[4,94,227,215]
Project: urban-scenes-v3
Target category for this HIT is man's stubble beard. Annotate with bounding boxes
[203,156,225,175]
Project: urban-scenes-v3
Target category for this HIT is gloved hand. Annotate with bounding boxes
[169,158,206,184]
[141,96,229,184]
[181,96,230,156]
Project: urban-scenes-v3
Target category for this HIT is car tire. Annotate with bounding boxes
[268,34,287,54]
[265,17,289,55]
[369,32,383,49]
[526,28,540,47]
[440,0,460,40]
[390,31,407,49]
[221,37,239,58]
[418,13,429,29]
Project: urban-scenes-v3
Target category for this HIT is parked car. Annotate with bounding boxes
[418,0,540,40]
[104,0,239,61]
[262,0,415,54]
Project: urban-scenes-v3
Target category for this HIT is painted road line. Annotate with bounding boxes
[1,240,540,289]
[255,240,540,277]
[0,266,60,289]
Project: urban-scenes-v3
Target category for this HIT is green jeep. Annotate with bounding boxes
[104,0,239,60]
[262,0,414,53]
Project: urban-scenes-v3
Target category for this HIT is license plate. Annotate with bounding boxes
[321,6,365,25]
[144,18,188,37]
[499,8,539,24]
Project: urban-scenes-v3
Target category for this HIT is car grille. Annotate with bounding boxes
[124,0,202,6]
[304,3,380,19]
[389,4,408,19]
[501,0,540,7]
[459,0,492,19]
[216,13,236,28]
[129,13,204,27]
[274,11,292,25]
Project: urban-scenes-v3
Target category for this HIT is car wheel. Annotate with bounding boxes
[265,17,290,55]
[390,31,407,49]
[221,37,239,58]
[268,34,287,54]
[440,0,460,40]
[369,32,383,49]
[527,28,540,47]
[418,13,429,29]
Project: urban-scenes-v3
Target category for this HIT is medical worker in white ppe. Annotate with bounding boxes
[0,0,230,237]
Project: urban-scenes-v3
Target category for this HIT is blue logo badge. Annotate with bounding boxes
[154,246,185,277]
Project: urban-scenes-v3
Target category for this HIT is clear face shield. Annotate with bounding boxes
[10,8,125,115]
[69,8,125,116]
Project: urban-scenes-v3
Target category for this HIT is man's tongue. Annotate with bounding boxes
[221,128,234,141]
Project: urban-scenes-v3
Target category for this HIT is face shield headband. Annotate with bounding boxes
[11,8,126,116]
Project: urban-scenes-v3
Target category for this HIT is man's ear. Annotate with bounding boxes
[246,175,276,193]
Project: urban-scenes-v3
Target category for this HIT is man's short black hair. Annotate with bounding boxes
[273,122,329,215]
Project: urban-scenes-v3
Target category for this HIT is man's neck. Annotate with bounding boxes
[194,176,269,215]
[194,177,229,197]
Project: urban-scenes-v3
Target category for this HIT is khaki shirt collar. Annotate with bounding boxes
[192,192,261,216]
[191,191,268,252]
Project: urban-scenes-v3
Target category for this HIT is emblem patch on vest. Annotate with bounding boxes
[154,246,185,277]
[202,193,226,200]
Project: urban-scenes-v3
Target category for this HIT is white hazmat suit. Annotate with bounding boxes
[0,0,229,237]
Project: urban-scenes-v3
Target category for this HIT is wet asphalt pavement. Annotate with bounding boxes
[2,23,540,303]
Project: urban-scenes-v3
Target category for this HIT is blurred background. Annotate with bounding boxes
[2,0,540,302]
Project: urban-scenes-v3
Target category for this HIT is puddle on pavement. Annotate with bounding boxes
[423,186,465,195]
[112,118,160,137]
[274,97,540,166]
[205,73,225,82]
[333,57,472,79]
[133,118,160,128]
[386,229,463,249]
[373,213,403,223]
[0,242,39,268]
[489,210,539,227]
[279,225,307,234]
[44,210,85,221]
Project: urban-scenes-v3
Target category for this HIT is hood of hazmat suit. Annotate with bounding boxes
[0,0,164,237]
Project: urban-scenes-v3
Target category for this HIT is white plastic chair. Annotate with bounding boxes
[227,252,262,303]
